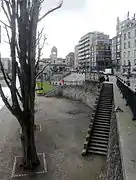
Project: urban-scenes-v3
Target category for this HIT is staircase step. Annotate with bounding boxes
[88,146,107,153]
[93,126,110,131]
[88,149,107,156]
[92,132,109,137]
[99,102,112,105]
[95,115,111,119]
[99,101,112,104]
[94,121,110,126]
[91,135,108,141]
[91,138,108,144]
[94,124,110,129]
[98,105,112,107]
[97,112,111,115]
[90,142,108,148]
[98,107,112,111]
[92,129,109,134]
[95,116,111,120]
[95,117,111,121]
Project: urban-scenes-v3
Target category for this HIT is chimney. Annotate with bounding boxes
[127,11,130,20]
[134,13,135,20]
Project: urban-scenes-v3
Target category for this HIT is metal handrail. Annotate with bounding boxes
[116,76,136,120]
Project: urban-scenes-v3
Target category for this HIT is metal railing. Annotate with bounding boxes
[116,76,136,120]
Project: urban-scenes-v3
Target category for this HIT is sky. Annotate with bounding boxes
[1,0,136,58]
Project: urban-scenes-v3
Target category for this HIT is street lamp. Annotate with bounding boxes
[127,60,131,86]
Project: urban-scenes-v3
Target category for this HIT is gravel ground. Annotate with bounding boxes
[0,97,106,180]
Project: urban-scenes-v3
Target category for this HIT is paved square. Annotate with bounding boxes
[11,153,47,178]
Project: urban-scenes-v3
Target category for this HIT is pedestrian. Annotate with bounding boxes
[62,79,64,85]
[106,75,109,82]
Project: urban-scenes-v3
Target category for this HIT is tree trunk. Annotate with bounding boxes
[20,119,40,169]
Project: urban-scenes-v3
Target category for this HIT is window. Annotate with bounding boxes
[128,51,130,57]
[128,41,131,48]
[128,32,131,39]
[135,39,136,47]
[135,29,136,37]
[134,59,136,65]
[117,45,120,50]
[124,42,126,49]
[124,33,126,40]
[124,52,126,58]
[134,50,136,57]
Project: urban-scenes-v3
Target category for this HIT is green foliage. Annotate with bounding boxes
[36,82,55,94]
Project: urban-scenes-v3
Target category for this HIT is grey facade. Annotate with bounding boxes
[111,35,121,73]
[115,12,136,73]
[78,32,111,72]
[66,52,74,68]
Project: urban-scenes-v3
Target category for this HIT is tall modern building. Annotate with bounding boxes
[78,32,111,72]
[111,34,121,73]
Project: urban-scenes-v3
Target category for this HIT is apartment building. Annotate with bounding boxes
[78,32,111,72]
[114,12,136,73]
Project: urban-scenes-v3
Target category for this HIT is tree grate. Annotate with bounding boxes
[11,153,47,178]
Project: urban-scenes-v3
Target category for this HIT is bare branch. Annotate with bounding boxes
[0,19,11,28]
[6,72,23,103]
[2,0,11,25]
[35,34,46,71]
[36,62,51,78]
[4,0,12,19]
[0,84,13,113]
[36,28,44,43]
[4,25,11,45]
[38,1,63,22]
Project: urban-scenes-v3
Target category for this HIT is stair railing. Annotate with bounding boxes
[116,76,136,120]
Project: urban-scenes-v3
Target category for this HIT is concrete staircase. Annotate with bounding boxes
[82,83,113,156]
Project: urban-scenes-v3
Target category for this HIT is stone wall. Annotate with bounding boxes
[45,86,62,97]
[99,107,123,180]
[62,81,99,109]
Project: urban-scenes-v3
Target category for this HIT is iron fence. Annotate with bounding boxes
[116,76,136,120]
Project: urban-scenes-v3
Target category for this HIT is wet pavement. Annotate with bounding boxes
[0,97,106,180]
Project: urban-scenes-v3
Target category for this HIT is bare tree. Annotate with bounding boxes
[0,0,63,169]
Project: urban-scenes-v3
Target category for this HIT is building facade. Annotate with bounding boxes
[111,35,121,73]
[114,12,136,73]
[74,45,79,68]
[50,46,57,64]
[66,52,74,68]
[78,32,111,72]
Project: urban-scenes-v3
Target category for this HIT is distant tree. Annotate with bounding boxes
[0,0,63,169]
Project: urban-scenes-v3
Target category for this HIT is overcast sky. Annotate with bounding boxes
[1,0,136,58]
